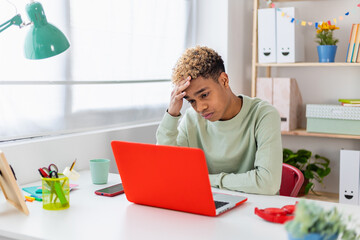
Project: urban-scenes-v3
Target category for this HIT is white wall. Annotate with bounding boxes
[227,0,254,95]
[195,0,253,95]
[195,0,229,66]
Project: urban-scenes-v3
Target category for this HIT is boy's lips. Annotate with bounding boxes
[201,112,214,120]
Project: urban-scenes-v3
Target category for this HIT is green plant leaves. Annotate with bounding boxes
[282,148,331,194]
[317,167,331,179]
[285,201,360,240]
[316,30,339,45]
[304,169,314,179]
[297,149,312,159]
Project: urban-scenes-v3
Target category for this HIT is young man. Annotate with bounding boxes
[156,46,282,195]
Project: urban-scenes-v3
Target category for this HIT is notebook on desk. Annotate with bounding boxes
[111,141,247,216]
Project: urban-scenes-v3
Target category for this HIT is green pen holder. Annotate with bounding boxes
[42,174,70,210]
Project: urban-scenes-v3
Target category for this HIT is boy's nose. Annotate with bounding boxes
[196,102,208,112]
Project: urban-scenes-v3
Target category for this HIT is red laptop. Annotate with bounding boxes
[111,141,247,216]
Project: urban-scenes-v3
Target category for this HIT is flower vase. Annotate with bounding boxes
[317,45,337,63]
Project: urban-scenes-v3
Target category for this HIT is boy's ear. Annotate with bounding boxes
[218,72,229,87]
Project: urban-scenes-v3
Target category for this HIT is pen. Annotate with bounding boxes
[38,168,49,178]
[53,181,68,205]
[25,196,35,202]
[30,195,43,201]
[69,158,77,171]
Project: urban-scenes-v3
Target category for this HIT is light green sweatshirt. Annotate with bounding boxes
[156,95,282,195]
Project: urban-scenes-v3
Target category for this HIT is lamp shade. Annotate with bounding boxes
[24,2,70,59]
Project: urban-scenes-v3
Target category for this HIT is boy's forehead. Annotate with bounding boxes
[185,77,216,97]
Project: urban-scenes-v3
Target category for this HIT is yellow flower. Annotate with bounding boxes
[320,22,330,30]
[317,22,339,32]
[315,22,339,45]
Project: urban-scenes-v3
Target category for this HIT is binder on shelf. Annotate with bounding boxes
[276,7,304,63]
[256,77,303,131]
[346,24,359,63]
[339,149,360,205]
[256,77,273,104]
[257,8,277,63]
[273,78,303,131]
[352,24,360,62]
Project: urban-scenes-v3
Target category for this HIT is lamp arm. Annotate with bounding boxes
[0,14,23,33]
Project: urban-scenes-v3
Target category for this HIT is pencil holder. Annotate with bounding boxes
[42,174,70,210]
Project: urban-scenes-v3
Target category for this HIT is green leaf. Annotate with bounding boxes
[283,148,294,158]
[304,170,314,179]
[306,164,319,171]
[315,154,330,164]
[297,156,308,164]
[304,182,313,194]
[322,167,331,177]
[297,149,312,158]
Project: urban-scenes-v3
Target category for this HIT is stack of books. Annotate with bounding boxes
[346,23,360,63]
[339,99,360,107]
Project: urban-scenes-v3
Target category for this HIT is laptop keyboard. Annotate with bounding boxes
[214,200,228,209]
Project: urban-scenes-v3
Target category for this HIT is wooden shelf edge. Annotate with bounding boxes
[281,129,360,140]
[256,62,360,67]
[300,191,339,203]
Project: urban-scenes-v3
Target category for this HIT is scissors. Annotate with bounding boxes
[40,163,66,204]
[41,164,59,178]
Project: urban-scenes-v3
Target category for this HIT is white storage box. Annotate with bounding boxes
[258,8,277,63]
[276,7,304,63]
[340,149,360,205]
[306,104,360,135]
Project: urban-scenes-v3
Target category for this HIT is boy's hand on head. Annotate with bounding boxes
[168,76,191,117]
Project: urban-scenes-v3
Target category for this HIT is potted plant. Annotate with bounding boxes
[283,148,331,195]
[285,200,359,240]
[315,22,339,62]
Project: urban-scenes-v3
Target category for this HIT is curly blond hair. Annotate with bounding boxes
[172,46,225,84]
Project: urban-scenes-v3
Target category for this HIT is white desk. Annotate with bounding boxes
[0,171,359,240]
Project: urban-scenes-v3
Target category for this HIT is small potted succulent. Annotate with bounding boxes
[283,148,331,195]
[315,22,340,62]
[285,200,359,240]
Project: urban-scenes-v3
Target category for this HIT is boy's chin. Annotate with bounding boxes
[206,116,220,122]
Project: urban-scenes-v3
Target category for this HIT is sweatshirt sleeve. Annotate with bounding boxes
[156,111,189,147]
[210,107,283,195]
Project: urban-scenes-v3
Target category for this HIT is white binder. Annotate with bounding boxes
[276,7,304,63]
[339,150,360,205]
[258,8,277,63]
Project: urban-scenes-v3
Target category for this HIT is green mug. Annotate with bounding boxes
[90,159,110,184]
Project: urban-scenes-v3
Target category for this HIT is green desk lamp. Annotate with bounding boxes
[0,0,70,59]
